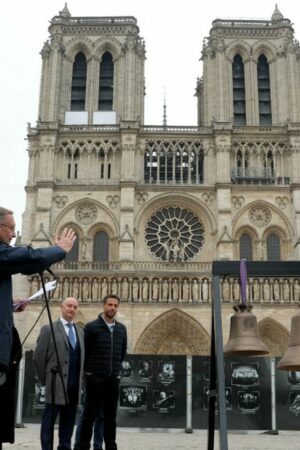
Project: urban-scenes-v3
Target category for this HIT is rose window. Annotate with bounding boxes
[75,203,98,225]
[145,206,205,261]
[249,206,271,228]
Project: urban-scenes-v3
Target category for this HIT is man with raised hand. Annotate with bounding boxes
[0,206,76,449]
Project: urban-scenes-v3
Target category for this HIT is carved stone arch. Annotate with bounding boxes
[65,37,94,61]
[225,40,252,62]
[262,224,288,242]
[52,198,119,237]
[88,221,116,239]
[258,317,289,356]
[252,42,276,63]
[135,192,217,237]
[235,225,259,241]
[94,37,122,60]
[232,200,293,241]
[134,308,210,355]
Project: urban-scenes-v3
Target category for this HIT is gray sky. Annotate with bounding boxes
[1,0,299,234]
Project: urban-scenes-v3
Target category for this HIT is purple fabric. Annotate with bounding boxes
[240,259,247,305]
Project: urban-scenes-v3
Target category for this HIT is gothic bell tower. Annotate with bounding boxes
[39,4,146,126]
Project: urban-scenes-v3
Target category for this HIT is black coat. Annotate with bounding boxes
[84,315,127,377]
[0,241,66,444]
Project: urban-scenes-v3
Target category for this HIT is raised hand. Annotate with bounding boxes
[54,228,76,253]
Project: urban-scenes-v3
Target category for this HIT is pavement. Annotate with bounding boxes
[2,424,300,450]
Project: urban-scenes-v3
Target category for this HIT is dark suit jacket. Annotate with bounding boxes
[34,319,84,405]
[0,242,66,370]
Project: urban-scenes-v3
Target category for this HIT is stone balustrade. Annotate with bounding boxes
[28,273,300,305]
[54,260,212,274]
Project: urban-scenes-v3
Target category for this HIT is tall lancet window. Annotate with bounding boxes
[232,54,246,125]
[239,233,253,261]
[93,231,109,262]
[267,233,280,260]
[257,55,272,126]
[98,52,114,111]
[71,52,87,111]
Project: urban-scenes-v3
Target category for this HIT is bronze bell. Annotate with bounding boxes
[224,304,269,356]
[278,310,300,371]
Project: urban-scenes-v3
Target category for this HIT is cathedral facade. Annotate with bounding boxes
[15,5,300,356]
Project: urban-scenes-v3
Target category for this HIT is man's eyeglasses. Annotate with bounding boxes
[0,223,16,232]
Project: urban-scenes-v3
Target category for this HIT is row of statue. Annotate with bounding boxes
[30,276,210,303]
[30,276,300,303]
[221,277,300,303]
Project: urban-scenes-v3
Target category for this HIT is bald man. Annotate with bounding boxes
[34,298,84,450]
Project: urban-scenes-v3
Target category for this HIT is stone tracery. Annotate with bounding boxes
[145,207,205,261]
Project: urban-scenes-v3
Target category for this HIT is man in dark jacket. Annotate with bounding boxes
[75,294,127,450]
[0,206,76,448]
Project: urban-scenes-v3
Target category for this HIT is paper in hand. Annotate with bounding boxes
[13,280,57,310]
[27,280,57,300]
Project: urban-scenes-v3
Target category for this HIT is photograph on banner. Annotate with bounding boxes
[288,370,300,386]
[34,383,46,409]
[121,360,133,378]
[138,360,153,380]
[119,385,147,409]
[289,392,300,416]
[152,390,175,411]
[231,363,259,387]
[157,361,175,385]
[238,390,260,414]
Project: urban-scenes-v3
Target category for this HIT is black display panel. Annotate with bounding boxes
[192,356,271,430]
[275,359,300,429]
[21,352,290,431]
[117,355,186,428]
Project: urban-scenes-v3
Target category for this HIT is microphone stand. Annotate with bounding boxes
[39,271,68,450]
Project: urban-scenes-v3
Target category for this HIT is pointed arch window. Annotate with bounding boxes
[66,148,80,179]
[98,52,114,111]
[93,231,109,262]
[239,233,253,260]
[232,54,246,125]
[71,52,87,111]
[257,55,272,126]
[263,150,275,180]
[64,232,79,264]
[266,233,280,260]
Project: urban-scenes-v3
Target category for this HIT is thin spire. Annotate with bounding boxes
[271,4,284,22]
[59,3,71,18]
[163,87,167,127]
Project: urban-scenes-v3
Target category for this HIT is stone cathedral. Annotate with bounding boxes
[14,5,300,356]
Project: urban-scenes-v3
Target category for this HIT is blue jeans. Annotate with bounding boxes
[75,403,103,450]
